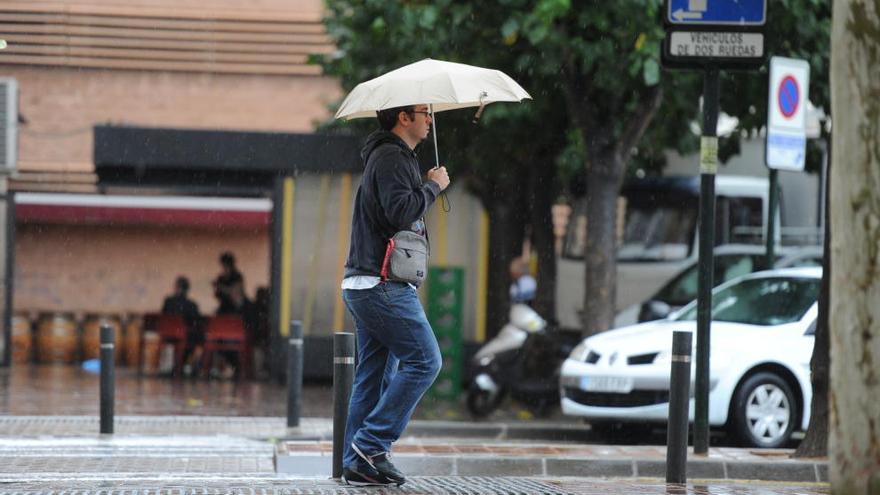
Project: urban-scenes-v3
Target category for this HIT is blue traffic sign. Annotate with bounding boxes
[667,0,767,26]
[777,76,799,118]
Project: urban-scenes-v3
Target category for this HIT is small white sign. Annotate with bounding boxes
[669,32,764,58]
[767,56,810,171]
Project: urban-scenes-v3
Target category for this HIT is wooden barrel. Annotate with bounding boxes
[11,313,33,363]
[141,331,161,375]
[81,314,123,363]
[35,313,78,363]
[124,315,143,367]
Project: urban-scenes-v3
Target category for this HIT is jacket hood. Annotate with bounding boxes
[361,130,411,163]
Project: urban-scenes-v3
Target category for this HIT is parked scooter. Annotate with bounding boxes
[466,303,578,418]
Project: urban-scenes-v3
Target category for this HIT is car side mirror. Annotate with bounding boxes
[650,301,672,318]
[639,300,672,322]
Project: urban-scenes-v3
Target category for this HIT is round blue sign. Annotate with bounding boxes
[778,75,800,118]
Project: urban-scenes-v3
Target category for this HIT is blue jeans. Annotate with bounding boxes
[342,281,442,467]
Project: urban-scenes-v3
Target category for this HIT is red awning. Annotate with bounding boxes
[15,193,272,228]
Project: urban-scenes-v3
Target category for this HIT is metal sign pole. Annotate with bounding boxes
[661,0,768,455]
[765,168,779,266]
[694,67,719,455]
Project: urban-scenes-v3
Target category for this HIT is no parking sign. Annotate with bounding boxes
[766,56,810,171]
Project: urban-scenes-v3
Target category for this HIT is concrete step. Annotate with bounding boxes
[275,439,828,483]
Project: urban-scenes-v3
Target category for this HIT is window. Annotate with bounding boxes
[676,276,820,326]
[655,254,765,306]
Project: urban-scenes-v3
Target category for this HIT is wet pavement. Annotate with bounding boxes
[0,365,832,494]
[276,438,827,482]
[0,364,571,422]
[0,478,831,495]
[0,433,830,494]
[0,364,314,417]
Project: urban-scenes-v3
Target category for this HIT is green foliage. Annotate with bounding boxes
[314,0,831,186]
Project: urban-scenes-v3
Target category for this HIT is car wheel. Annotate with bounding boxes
[731,372,797,448]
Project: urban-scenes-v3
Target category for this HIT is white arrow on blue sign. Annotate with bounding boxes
[667,0,767,26]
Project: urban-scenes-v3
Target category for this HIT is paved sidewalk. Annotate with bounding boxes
[0,476,831,494]
[276,438,828,483]
[0,415,828,484]
[0,416,831,494]
[0,415,592,441]
[0,435,830,494]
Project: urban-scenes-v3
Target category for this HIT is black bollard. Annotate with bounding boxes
[287,320,304,428]
[332,332,355,479]
[666,331,693,484]
[99,324,115,434]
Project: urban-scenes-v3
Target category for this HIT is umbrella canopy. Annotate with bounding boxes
[334,58,531,120]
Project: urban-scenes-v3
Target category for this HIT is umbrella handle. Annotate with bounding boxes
[428,103,449,212]
[430,104,440,169]
[472,91,489,124]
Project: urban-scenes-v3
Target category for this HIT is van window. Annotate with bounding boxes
[720,196,765,244]
[619,206,697,259]
[560,179,767,261]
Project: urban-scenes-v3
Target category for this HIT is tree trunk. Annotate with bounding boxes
[485,197,526,340]
[529,157,558,323]
[829,0,880,491]
[581,153,623,336]
[794,143,830,458]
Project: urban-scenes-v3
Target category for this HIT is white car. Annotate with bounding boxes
[560,267,822,448]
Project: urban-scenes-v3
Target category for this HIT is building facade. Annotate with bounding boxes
[0,0,489,373]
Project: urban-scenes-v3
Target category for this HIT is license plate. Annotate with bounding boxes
[580,376,634,393]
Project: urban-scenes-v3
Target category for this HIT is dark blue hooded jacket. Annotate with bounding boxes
[343,130,441,278]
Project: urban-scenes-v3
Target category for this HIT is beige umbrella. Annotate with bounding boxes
[334,58,531,167]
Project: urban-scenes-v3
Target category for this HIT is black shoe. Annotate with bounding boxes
[341,462,391,487]
[351,442,406,486]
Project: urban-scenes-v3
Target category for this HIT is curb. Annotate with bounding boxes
[279,419,590,442]
[275,451,828,483]
[404,420,591,442]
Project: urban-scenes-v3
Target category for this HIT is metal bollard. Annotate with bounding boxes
[331,332,355,479]
[666,331,693,484]
[287,320,304,428]
[99,324,115,434]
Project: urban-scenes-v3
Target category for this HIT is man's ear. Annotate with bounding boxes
[398,110,411,126]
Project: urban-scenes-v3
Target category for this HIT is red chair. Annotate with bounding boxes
[156,314,188,376]
[201,315,252,379]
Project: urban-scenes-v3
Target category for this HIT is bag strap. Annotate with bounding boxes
[380,238,395,282]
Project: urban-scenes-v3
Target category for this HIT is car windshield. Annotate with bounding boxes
[655,253,771,305]
[675,276,820,325]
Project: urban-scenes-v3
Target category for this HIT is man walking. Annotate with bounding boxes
[340,103,450,486]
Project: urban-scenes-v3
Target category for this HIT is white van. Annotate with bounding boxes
[555,175,775,330]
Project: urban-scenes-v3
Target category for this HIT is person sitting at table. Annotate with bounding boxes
[161,276,203,376]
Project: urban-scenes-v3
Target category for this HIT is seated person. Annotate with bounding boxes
[162,276,203,376]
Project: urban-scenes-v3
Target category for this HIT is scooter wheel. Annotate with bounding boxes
[466,382,505,418]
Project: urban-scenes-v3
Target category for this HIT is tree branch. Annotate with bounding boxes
[616,85,664,165]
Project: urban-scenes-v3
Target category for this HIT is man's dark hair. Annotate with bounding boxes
[376,105,415,131]
[175,276,190,293]
[220,252,236,267]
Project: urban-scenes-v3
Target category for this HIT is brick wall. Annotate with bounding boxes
[15,222,270,315]
[13,67,341,172]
